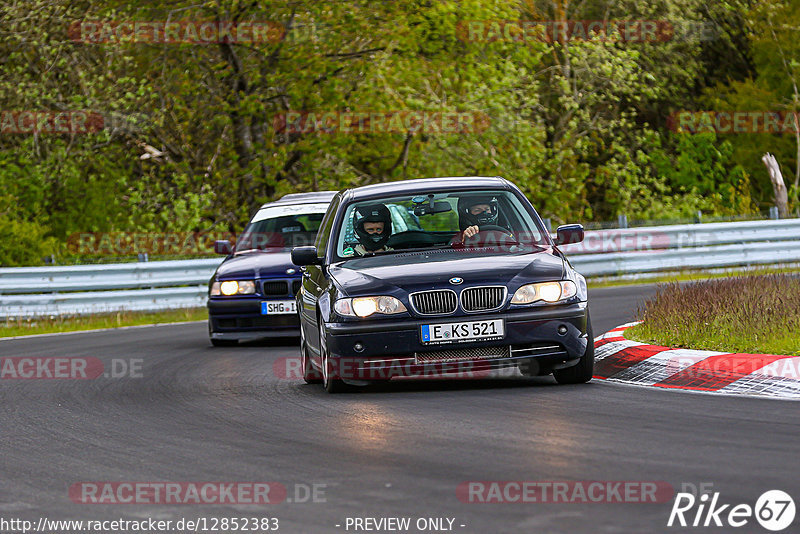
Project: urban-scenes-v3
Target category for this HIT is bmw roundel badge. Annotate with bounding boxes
[449,277,464,285]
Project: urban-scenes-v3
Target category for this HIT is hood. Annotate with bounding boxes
[215,250,297,280]
[328,249,565,296]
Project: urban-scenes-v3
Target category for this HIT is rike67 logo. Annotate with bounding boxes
[668,488,795,531]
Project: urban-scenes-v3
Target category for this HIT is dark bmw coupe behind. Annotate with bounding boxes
[207,191,336,346]
[291,177,591,392]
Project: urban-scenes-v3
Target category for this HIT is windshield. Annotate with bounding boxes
[333,190,546,262]
[235,202,329,252]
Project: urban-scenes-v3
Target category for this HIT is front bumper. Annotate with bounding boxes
[324,303,589,379]
[207,297,299,339]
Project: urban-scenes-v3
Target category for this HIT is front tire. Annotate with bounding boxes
[553,315,594,384]
[319,324,349,393]
[300,325,322,384]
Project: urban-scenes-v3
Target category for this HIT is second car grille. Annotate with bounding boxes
[261,280,290,296]
[292,280,302,294]
[461,286,506,312]
[410,290,457,315]
[416,345,511,363]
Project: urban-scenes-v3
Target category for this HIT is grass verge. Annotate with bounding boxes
[627,274,800,356]
[0,308,207,338]
[587,265,800,289]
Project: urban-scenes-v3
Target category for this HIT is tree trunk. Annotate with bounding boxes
[762,152,789,218]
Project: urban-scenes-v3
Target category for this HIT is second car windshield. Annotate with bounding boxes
[235,203,329,252]
[334,190,546,260]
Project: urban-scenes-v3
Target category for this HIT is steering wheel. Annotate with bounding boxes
[461,226,515,246]
[475,225,514,236]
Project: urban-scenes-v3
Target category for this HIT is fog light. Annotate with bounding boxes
[354,342,364,352]
[558,325,568,335]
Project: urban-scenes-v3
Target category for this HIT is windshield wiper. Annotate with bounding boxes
[360,244,454,257]
[347,241,545,258]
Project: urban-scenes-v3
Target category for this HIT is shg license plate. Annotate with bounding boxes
[421,319,504,344]
[261,300,296,315]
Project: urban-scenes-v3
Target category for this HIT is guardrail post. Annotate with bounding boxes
[769,206,780,220]
[617,214,628,229]
[543,218,552,232]
[694,211,702,223]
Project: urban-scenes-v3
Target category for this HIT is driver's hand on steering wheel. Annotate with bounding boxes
[463,225,479,239]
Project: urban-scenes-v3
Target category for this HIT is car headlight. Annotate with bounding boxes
[211,280,256,296]
[334,296,407,317]
[511,281,577,304]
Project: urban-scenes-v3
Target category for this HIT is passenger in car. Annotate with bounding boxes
[353,204,395,255]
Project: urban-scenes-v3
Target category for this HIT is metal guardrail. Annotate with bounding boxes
[570,240,800,277]
[0,259,222,319]
[0,258,222,294]
[559,218,800,255]
[560,218,800,276]
[1,218,798,318]
[0,286,210,318]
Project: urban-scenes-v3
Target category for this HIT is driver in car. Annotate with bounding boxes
[353,204,394,255]
[458,195,504,240]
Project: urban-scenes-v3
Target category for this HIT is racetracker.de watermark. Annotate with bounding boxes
[668,111,800,134]
[0,111,104,134]
[665,354,800,379]
[69,482,327,504]
[457,481,674,503]
[68,20,284,44]
[0,358,142,379]
[68,232,233,256]
[274,356,522,381]
[456,20,717,43]
[1,517,279,533]
[273,111,491,135]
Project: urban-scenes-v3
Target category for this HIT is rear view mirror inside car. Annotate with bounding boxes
[413,201,451,216]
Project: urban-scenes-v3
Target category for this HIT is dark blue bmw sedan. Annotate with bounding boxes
[207,191,336,346]
[291,177,591,392]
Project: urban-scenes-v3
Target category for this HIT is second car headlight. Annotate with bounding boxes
[334,296,407,317]
[511,281,577,304]
[211,280,256,296]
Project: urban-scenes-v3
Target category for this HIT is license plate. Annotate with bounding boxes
[261,300,296,315]
[420,319,505,344]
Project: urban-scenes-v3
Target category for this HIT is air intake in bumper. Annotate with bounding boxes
[415,345,511,363]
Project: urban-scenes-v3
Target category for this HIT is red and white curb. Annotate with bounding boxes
[593,323,800,399]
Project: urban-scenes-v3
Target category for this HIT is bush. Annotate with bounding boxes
[0,215,59,266]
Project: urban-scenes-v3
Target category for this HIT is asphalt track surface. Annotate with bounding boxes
[1,284,798,533]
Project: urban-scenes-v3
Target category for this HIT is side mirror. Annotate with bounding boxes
[214,240,232,255]
[555,224,584,245]
[291,246,322,266]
